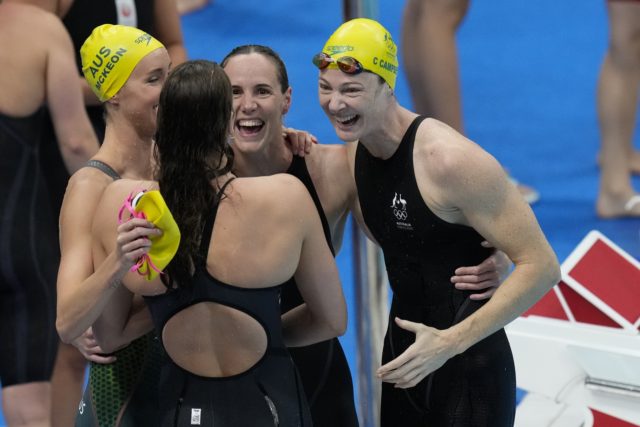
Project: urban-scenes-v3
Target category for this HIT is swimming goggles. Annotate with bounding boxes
[312,52,363,75]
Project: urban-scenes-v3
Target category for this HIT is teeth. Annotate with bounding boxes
[238,119,263,127]
[336,114,356,124]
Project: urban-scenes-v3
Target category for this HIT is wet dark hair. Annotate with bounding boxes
[154,60,234,288]
[221,44,289,93]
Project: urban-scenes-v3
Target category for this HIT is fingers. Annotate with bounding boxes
[390,366,429,389]
[84,353,117,364]
[469,287,497,301]
[480,240,494,249]
[282,127,316,157]
[451,270,500,289]
[377,347,413,377]
[394,317,421,333]
[116,219,160,262]
[306,133,318,154]
[378,349,433,389]
[453,257,496,277]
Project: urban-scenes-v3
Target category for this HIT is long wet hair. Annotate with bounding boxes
[154,60,234,288]
[221,44,290,93]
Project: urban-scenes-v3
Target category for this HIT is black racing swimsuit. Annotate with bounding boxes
[355,116,515,427]
[0,108,58,387]
[282,155,359,427]
[144,183,311,427]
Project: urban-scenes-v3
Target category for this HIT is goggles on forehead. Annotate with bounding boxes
[312,52,363,75]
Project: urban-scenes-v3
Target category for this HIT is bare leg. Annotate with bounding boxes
[596,1,640,218]
[402,0,539,203]
[3,382,52,427]
[50,342,86,427]
[402,0,470,132]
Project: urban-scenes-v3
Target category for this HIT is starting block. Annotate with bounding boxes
[507,230,640,427]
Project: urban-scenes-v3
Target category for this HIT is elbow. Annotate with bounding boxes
[56,317,77,344]
[95,338,119,355]
[61,135,99,172]
[545,255,561,290]
[328,308,347,338]
[91,328,122,354]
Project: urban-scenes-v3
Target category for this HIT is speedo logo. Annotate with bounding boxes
[87,46,127,91]
[383,32,397,54]
[326,45,354,55]
[135,33,152,46]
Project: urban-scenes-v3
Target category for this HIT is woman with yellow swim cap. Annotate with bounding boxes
[314,18,560,426]
[56,24,170,427]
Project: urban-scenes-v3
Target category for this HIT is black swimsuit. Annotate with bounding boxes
[355,116,516,427]
[0,108,59,387]
[144,181,312,427]
[283,155,359,427]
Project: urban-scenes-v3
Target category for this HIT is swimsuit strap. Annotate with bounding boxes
[86,159,121,180]
[198,177,237,261]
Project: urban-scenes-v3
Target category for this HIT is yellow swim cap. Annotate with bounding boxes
[322,18,398,89]
[132,190,180,281]
[80,24,164,102]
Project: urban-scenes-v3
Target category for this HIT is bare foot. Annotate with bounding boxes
[596,193,640,218]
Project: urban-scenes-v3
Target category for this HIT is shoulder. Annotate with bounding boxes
[64,167,115,208]
[17,4,68,37]
[415,118,502,185]
[101,179,158,207]
[1,4,65,52]
[233,173,306,196]
[414,119,509,209]
[305,143,350,179]
[230,174,311,213]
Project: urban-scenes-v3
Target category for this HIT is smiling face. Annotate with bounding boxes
[108,47,171,138]
[222,52,291,156]
[317,68,390,143]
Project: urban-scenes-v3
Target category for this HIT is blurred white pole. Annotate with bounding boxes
[352,224,388,427]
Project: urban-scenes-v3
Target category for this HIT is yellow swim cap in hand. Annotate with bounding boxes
[119,190,180,281]
[80,24,164,102]
[321,18,398,90]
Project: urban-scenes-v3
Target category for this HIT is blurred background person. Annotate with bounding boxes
[596,0,640,218]
[401,0,539,204]
[0,1,98,426]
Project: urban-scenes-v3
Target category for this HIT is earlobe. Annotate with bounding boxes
[108,94,120,106]
[282,87,292,115]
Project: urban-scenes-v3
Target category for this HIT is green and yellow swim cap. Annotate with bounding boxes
[322,18,398,89]
[80,24,164,102]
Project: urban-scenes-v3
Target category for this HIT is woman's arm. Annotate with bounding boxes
[89,181,166,351]
[56,175,132,343]
[281,181,347,347]
[154,0,187,65]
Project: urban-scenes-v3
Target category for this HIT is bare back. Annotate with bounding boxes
[0,3,63,115]
[94,174,345,378]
